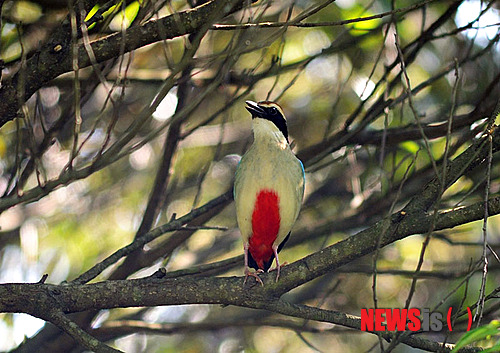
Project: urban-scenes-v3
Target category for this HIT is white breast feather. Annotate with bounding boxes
[234,119,304,246]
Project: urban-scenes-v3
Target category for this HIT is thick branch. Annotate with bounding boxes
[1,195,498,314]
[1,193,494,353]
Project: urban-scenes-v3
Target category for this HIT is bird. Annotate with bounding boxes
[234,100,305,285]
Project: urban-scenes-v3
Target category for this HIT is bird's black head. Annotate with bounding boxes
[245,100,289,142]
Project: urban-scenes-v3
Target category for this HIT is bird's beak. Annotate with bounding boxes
[245,100,266,119]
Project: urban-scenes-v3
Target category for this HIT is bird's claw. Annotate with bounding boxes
[244,268,264,286]
[268,261,288,282]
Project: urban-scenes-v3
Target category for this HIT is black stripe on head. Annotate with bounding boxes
[245,101,289,142]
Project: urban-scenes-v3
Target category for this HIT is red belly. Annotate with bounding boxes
[249,189,280,269]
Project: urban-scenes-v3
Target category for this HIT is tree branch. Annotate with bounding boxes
[71,190,233,284]
[0,0,251,128]
[47,310,123,353]
[265,301,481,353]
[1,194,498,318]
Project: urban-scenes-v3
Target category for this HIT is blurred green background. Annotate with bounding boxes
[0,0,499,352]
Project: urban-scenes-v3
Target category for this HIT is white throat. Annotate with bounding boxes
[252,118,288,150]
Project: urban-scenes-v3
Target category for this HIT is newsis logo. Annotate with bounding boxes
[360,307,473,332]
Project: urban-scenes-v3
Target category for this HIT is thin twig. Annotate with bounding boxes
[212,0,436,30]
[71,190,232,284]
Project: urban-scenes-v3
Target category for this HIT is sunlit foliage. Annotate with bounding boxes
[0,0,499,352]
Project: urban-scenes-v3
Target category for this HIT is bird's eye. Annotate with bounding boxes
[269,107,278,115]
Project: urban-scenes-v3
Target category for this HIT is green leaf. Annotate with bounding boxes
[109,1,140,30]
[125,1,140,24]
[481,341,500,353]
[84,5,100,22]
[451,320,500,352]
[399,141,420,154]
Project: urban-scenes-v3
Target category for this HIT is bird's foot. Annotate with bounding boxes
[244,268,264,286]
[269,262,288,282]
